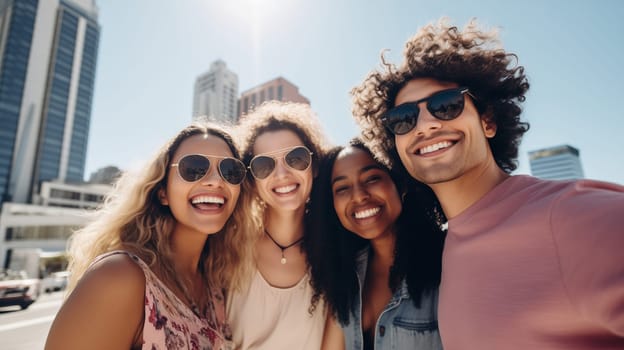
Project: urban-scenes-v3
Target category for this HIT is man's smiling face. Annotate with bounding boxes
[393,78,496,185]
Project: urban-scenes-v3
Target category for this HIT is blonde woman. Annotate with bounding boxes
[46,122,255,350]
[227,102,329,349]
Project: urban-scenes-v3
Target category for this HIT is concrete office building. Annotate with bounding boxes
[193,59,239,124]
[0,0,100,205]
[0,180,110,272]
[238,77,310,117]
[529,144,585,180]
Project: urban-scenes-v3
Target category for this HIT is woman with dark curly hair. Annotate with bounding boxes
[351,18,624,349]
[307,139,445,349]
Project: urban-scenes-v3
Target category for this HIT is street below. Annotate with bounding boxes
[0,291,64,350]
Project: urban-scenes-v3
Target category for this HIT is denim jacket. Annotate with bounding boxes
[341,247,443,350]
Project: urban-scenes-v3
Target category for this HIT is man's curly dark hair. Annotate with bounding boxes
[351,18,530,173]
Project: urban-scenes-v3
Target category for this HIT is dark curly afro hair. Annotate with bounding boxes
[351,18,530,173]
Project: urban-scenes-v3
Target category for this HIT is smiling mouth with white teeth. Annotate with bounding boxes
[354,207,380,219]
[191,195,225,209]
[274,184,297,194]
[418,141,453,155]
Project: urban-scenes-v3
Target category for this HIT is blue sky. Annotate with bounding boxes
[86,0,624,184]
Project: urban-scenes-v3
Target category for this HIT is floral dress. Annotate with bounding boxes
[94,251,233,350]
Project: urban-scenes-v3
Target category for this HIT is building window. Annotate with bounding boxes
[50,189,80,200]
[268,87,274,100]
[84,194,103,202]
[277,85,283,101]
[4,225,78,241]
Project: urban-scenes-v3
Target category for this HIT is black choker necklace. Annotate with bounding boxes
[264,229,304,264]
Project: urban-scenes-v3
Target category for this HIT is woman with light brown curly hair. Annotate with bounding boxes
[352,18,624,350]
[46,121,255,350]
[227,101,331,349]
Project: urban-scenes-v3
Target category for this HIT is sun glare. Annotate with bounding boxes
[205,0,293,81]
[219,0,285,27]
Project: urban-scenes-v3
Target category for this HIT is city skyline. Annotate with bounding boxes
[86,0,624,185]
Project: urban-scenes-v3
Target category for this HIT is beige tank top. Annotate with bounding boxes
[227,269,326,349]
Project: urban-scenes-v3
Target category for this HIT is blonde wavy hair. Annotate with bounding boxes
[351,18,529,172]
[67,121,255,294]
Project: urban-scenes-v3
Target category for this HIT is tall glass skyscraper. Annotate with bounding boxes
[529,144,585,181]
[0,0,99,205]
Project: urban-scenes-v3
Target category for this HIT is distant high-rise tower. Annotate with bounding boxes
[238,77,310,117]
[0,0,100,205]
[529,145,584,180]
[88,165,121,185]
[193,60,238,124]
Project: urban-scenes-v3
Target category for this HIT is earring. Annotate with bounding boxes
[305,196,311,214]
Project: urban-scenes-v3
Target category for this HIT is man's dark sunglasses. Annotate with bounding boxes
[381,87,473,135]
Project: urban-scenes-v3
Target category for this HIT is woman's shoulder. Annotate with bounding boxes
[46,252,146,349]
[80,252,146,300]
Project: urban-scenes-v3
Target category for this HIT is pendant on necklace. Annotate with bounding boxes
[264,229,303,266]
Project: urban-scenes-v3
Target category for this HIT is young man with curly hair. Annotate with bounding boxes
[351,18,624,349]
